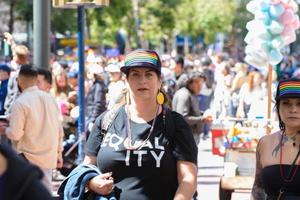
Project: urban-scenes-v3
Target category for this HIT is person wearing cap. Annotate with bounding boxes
[251,78,300,199]
[85,64,107,133]
[106,62,125,110]
[172,71,213,145]
[83,49,198,199]
[0,64,11,115]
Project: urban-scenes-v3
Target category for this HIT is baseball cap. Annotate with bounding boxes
[67,71,78,78]
[106,63,121,73]
[0,64,11,73]
[275,78,300,100]
[89,64,104,75]
[120,49,161,74]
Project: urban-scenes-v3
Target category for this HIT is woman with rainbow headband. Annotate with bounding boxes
[251,79,300,200]
[84,49,198,199]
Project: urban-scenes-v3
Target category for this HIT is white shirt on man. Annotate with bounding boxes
[5,86,63,169]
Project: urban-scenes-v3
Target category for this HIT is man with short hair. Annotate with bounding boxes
[37,68,52,93]
[0,65,64,191]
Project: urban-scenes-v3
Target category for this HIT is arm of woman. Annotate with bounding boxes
[83,155,114,195]
[250,139,267,200]
[83,155,97,165]
[174,160,197,200]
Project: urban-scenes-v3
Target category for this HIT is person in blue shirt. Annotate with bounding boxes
[0,64,11,115]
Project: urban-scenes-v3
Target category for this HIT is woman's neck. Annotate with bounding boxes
[285,128,300,136]
[128,100,160,122]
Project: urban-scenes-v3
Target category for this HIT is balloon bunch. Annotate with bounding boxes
[244,0,300,69]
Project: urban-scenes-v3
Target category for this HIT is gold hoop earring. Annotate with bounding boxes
[156,91,164,105]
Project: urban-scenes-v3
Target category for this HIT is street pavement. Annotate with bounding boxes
[197,136,251,200]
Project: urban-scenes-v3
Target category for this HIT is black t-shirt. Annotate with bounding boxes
[85,106,197,200]
[0,175,3,200]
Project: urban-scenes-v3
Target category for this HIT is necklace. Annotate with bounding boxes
[283,132,298,147]
[124,105,160,150]
[279,133,300,182]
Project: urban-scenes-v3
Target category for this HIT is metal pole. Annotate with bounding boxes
[77,6,86,163]
[33,0,50,69]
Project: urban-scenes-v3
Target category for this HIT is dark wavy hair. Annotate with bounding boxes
[275,100,285,132]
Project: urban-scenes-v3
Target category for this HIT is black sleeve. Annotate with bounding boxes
[85,112,106,156]
[90,82,107,123]
[23,179,53,200]
[172,112,198,165]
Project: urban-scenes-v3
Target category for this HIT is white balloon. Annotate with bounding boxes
[246,0,258,14]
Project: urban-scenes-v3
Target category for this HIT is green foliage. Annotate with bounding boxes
[89,0,133,46]
[176,0,237,43]
[232,0,252,39]
[14,0,32,21]
[51,9,77,36]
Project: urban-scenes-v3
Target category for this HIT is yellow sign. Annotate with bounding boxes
[59,38,96,47]
[52,0,109,8]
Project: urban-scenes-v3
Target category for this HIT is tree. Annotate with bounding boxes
[51,8,77,36]
[175,0,237,44]
[88,0,133,47]
[138,0,182,48]
[88,0,183,49]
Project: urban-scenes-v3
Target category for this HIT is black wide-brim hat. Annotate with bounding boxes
[120,49,161,74]
[275,78,300,101]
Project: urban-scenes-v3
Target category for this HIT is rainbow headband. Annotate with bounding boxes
[125,51,159,67]
[278,81,300,97]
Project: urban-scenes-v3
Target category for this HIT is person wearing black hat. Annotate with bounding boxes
[82,49,198,200]
[251,79,300,200]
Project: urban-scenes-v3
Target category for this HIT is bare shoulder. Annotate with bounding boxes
[258,131,280,145]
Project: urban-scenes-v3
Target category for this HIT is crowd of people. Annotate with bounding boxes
[1,30,300,199]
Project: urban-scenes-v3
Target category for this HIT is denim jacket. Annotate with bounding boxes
[58,164,116,200]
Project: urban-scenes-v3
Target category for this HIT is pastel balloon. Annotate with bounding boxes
[290,0,299,12]
[279,9,295,25]
[246,1,258,14]
[245,46,269,64]
[244,32,253,44]
[269,20,284,34]
[271,36,285,49]
[269,4,285,19]
[255,11,272,25]
[291,15,300,29]
[268,49,283,65]
[260,2,270,12]
[282,31,296,44]
[245,55,268,69]
[281,25,294,37]
[246,20,266,31]
[270,0,281,4]
[257,30,273,40]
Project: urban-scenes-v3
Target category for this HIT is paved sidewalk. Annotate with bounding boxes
[196,136,251,200]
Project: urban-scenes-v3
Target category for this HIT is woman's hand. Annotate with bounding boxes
[87,172,114,195]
